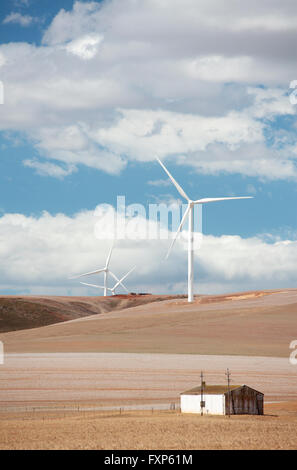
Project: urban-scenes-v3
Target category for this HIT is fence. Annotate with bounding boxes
[0,402,181,421]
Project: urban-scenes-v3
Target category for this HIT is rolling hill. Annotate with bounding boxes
[0,294,185,333]
[1,289,296,357]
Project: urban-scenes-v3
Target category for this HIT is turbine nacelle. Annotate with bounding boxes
[80,266,136,295]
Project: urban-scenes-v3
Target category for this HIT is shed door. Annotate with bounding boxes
[231,388,261,415]
[234,389,252,414]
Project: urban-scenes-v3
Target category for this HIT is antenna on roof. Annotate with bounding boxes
[200,371,205,416]
[225,368,231,418]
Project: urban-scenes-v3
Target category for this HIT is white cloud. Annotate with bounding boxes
[3,12,35,27]
[94,107,264,159]
[0,208,297,295]
[42,1,102,46]
[147,179,171,187]
[231,15,297,32]
[30,124,126,175]
[64,34,104,59]
[247,87,296,119]
[23,159,76,178]
[186,56,254,83]
[197,234,297,283]
[0,52,6,67]
[0,1,296,179]
[42,0,297,47]
[181,142,297,180]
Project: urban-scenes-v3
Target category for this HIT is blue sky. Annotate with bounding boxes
[1,140,296,238]
[0,0,297,296]
[0,0,88,44]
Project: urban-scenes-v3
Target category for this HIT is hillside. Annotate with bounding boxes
[0,294,185,333]
[1,289,297,357]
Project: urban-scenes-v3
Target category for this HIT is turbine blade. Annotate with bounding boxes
[113,266,136,291]
[110,283,128,294]
[109,271,127,292]
[194,196,253,204]
[120,283,129,293]
[109,269,132,293]
[156,156,190,202]
[109,271,120,283]
[120,266,136,283]
[105,244,114,269]
[166,204,191,259]
[69,268,105,279]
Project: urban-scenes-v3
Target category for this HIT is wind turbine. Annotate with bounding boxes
[70,245,128,296]
[156,157,253,303]
[80,266,136,296]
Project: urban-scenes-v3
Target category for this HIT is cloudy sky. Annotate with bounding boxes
[0,0,297,296]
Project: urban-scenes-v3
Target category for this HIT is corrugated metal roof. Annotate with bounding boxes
[181,385,243,395]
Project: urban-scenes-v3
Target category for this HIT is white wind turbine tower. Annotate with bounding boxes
[156,157,253,303]
[80,266,136,296]
[70,245,129,296]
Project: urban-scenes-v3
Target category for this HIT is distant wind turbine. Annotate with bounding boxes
[80,266,136,296]
[70,245,131,296]
[156,157,253,303]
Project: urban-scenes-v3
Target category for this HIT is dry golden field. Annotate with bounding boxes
[1,289,297,357]
[0,402,297,450]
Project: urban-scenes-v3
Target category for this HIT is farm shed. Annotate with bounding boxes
[180,384,264,415]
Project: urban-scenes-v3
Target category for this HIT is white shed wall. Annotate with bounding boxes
[181,394,225,415]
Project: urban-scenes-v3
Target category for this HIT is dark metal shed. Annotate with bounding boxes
[180,384,264,415]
